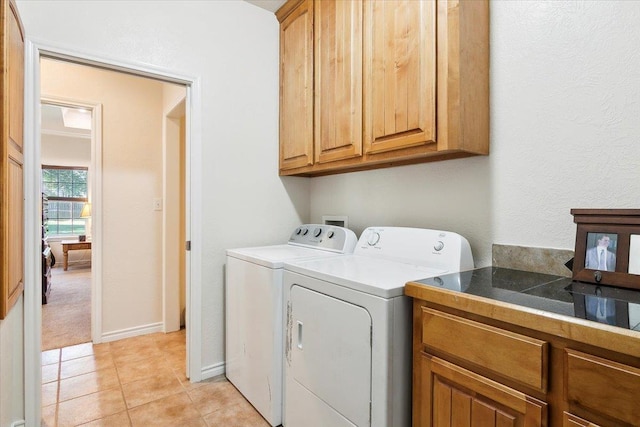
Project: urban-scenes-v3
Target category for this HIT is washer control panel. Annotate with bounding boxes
[289,224,357,253]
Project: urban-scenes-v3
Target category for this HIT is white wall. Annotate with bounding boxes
[15,0,309,387]
[0,296,24,427]
[41,134,90,168]
[312,1,640,268]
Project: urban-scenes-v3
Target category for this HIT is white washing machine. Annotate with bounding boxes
[225,224,357,426]
[282,227,474,427]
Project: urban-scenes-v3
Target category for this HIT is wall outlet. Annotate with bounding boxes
[153,198,162,211]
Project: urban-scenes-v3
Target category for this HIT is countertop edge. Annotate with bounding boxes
[405,281,640,358]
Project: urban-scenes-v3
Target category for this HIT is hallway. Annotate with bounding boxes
[41,330,269,426]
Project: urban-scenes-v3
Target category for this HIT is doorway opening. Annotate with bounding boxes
[24,42,201,426]
[40,100,95,351]
[39,56,188,344]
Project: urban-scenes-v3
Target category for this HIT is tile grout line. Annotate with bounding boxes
[110,343,134,427]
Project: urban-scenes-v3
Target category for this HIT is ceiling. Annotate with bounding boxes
[244,0,286,13]
[41,103,91,139]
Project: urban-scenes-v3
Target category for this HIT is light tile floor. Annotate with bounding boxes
[41,329,270,426]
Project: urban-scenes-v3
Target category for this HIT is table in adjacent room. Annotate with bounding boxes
[61,240,91,271]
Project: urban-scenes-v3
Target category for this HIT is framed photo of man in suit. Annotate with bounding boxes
[584,232,618,272]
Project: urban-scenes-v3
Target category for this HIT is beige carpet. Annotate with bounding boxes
[42,266,91,351]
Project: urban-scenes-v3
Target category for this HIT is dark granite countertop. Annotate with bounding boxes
[413,267,640,332]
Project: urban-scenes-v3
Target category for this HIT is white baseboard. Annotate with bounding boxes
[200,361,225,381]
[100,322,163,343]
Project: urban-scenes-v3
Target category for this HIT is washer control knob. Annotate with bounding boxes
[367,231,381,246]
[327,231,335,238]
[313,227,322,237]
[295,228,302,235]
[434,241,445,251]
[302,228,309,235]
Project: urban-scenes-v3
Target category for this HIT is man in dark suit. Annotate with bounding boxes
[585,234,616,271]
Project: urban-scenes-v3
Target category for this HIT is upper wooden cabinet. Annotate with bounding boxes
[363,0,436,155]
[277,0,489,176]
[314,0,362,164]
[1,0,25,319]
[278,0,314,170]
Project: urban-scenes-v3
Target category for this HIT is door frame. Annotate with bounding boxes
[23,39,204,426]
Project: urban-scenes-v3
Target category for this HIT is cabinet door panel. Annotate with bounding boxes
[363,0,436,154]
[314,0,362,163]
[423,354,546,427]
[1,0,25,319]
[279,0,314,170]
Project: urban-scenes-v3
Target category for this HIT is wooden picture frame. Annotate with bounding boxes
[571,209,640,290]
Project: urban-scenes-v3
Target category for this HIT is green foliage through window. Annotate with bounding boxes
[42,166,89,236]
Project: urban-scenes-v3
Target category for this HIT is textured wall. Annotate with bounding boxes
[491,1,640,250]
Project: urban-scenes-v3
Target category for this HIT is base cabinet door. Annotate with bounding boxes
[418,354,546,427]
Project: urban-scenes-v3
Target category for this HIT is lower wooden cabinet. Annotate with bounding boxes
[419,354,546,427]
[564,349,640,426]
[410,299,640,427]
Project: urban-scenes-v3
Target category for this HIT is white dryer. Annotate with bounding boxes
[225,224,357,426]
[282,227,474,427]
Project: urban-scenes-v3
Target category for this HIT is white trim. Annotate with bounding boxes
[23,38,42,427]
[41,95,103,345]
[201,362,226,381]
[185,79,203,382]
[100,322,164,343]
[23,39,204,425]
[31,36,193,86]
[91,103,103,345]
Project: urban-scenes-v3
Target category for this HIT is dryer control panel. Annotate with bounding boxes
[356,227,474,272]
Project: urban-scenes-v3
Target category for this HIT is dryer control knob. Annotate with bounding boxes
[367,231,381,246]
[434,241,445,251]
[327,231,335,238]
[314,228,322,237]
[302,228,309,235]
